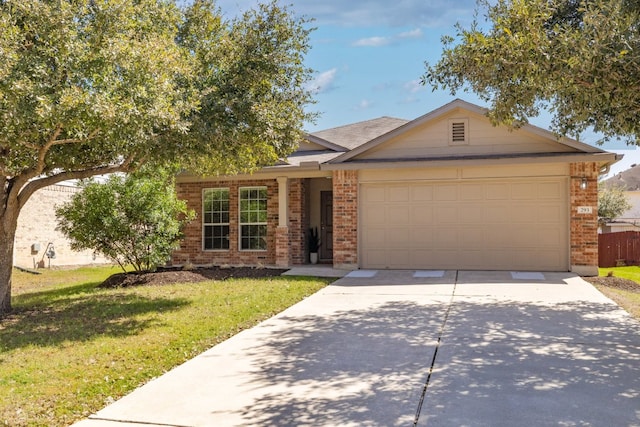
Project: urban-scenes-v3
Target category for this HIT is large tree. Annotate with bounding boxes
[0,0,314,315]
[423,0,640,143]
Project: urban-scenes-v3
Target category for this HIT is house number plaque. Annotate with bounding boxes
[577,206,593,214]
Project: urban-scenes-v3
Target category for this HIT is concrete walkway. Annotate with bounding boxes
[72,271,640,427]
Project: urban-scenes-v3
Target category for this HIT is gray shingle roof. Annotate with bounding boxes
[308,116,408,150]
[603,164,640,190]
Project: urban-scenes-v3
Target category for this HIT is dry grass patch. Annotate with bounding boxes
[583,267,640,320]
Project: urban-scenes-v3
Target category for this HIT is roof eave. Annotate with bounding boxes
[321,152,619,171]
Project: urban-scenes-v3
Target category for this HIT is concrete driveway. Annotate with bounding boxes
[73,270,640,427]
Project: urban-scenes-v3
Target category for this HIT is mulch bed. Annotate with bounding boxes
[582,275,640,292]
[99,266,288,288]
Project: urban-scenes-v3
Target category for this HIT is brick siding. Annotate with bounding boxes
[173,178,306,267]
[289,179,306,265]
[570,162,599,274]
[332,170,358,268]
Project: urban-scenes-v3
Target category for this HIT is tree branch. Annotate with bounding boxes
[23,126,101,181]
[17,157,137,211]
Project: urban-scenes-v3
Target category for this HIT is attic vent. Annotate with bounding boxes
[452,122,465,141]
[448,118,469,145]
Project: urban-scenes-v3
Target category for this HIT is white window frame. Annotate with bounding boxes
[238,186,268,251]
[202,188,230,251]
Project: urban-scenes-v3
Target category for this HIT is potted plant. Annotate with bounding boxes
[308,227,321,264]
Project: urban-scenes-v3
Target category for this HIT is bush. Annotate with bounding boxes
[56,171,195,272]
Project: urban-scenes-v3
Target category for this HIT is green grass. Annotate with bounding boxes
[2,267,331,427]
[596,266,640,319]
[598,266,640,283]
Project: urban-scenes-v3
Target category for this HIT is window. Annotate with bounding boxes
[239,187,267,250]
[203,188,229,250]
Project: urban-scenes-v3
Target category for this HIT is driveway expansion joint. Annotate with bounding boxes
[88,416,191,427]
[413,270,458,426]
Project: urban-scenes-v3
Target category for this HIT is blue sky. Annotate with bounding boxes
[216,0,640,174]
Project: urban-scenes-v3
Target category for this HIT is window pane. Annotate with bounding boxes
[203,189,229,250]
[204,225,229,250]
[203,189,229,225]
[239,187,267,250]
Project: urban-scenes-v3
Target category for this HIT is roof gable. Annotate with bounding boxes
[329,99,604,164]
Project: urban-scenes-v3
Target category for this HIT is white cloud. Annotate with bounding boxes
[404,79,424,94]
[215,0,477,28]
[398,28,423,39]
[354,99,374,110]
[399,96,420,105]
[307,68,338,94]
[352,36,391,47]
[352,28,424,48]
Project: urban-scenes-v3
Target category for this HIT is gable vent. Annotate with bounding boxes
[448,118,469,145]
[452,122,465,142]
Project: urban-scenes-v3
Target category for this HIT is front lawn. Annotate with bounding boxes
[1,267,331,427]
[594,267,640,320]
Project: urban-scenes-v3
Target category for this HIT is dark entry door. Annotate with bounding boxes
[320,191,333,261]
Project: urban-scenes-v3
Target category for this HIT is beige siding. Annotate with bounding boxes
[14,184,111,268]
[360,163,568,183]
[360,176,569,271]
[355,110,578,161]
[297,140,329,151]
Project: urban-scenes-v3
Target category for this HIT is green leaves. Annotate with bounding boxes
[0,0,314,178]
[55,172,196,272]
[423,0,640,144]
[598,184,632,224]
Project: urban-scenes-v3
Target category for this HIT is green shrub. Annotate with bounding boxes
[56,171,195,272]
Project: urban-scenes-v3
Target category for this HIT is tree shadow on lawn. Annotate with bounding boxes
[0,282,189,351]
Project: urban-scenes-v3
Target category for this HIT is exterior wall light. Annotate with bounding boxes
[580,177,588,190]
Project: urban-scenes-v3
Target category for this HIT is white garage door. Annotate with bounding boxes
[360,179,568,271]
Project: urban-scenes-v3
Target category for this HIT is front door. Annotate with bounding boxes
[320,191,333,262]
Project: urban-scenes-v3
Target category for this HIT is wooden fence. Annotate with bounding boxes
[599,231,640,267]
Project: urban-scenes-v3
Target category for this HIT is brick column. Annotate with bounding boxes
[275,177,290,267]
[333,170,358,269]
[275,226,290,268]
[570,162,599,276]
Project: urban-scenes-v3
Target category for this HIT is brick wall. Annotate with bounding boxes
[570,162,599,275]
[332,170,358,269]
[173,179,282,266]
[14,184,111,268]
[288,179,306,265]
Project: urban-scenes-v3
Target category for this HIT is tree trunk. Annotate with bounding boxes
[0,209,18,317]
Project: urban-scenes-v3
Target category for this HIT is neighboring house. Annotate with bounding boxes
[14,183,111,269]
[172,99,619,276]
[600,164,640,233]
